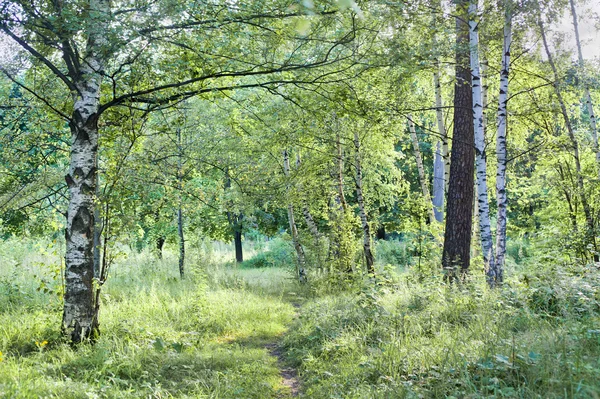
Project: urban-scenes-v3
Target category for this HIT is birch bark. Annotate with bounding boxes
[569,0,600,178]
[469,0,496,280]
[494,2,512,285]
[62,0,109,343]
[434,63,450,196]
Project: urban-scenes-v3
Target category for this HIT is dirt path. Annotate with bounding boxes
[266,302,302,398]
[265,342,301,397]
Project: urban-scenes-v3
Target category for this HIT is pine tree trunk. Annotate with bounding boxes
[284,150,307,282]
[469,0,496,281]
[354,132,375,274]
[62,0,109,343]
[442,0,475,279]
[570,0,600,178]
[540,18,598,261]
[494,2,512,285]
[408,115,435,224]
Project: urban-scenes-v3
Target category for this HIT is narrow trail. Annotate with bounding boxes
[266,302,302,398]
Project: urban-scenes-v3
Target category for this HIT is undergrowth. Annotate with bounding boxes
[2,237,600,398]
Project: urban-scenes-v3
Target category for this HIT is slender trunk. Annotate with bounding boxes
[234,225,243,263]
[177,207,184,278]
[156,236,165,260]
[408,115,435,224]
[283,150,307,282]
[540,18,598,260]
[570,0,600,178]
[177,128,184,278]
[336,131,348,211]
[353,132,375,274]
[433,25,450,195]
[469,0,496,281]
[62,0,109,343]
[433,143,445,223]
[557,163,579,231]
[224,168,243,263]
[296,153,322,242]
[494,2,512,285]
[376,225,386,240]
[442,0,475,279]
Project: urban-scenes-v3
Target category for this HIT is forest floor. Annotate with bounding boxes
[1,238,600,398]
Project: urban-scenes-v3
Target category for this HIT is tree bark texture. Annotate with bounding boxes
[353,132,375,274]
[540,18,598,260]
[469,0,496,280]
[570,0,600,178]
[62,0,109,343]
[494,2,512,286]
[284,150,307,282]
[442,0,475,278]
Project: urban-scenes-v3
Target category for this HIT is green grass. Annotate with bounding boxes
[2,237,600,398]
[0,238,299,398]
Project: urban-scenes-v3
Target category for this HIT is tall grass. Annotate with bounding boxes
[0,237,299,398]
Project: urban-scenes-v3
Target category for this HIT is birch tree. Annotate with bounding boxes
[0,0,361,342]
[569,0,600,178]
[469,0,496,281]
[493,0,513,285]
[539,15,598,261]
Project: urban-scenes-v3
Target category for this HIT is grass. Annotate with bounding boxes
[2,237,600,398]
[0,238,300,398]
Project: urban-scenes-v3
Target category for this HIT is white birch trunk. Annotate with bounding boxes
[284,150,306,282]
[353,132,375,274]
[432,142,445,222]
[433,65,450,196]
[569,0,600,178]
[469,0,496,280]
[494,2,512,285]
[62,0,109,343]
[408,115,435,224]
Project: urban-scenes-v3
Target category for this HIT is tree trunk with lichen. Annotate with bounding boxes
[62,0,109,343]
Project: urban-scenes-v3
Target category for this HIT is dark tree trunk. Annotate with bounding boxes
[376,225,386,240]
[156,236,165,260]
[234,227,243,263]
[442,0,475,280]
